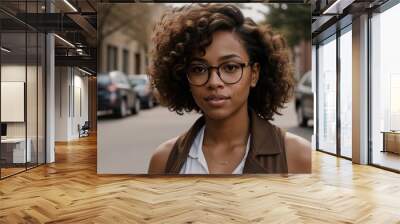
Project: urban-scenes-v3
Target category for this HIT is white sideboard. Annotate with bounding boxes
[1,138,32,163]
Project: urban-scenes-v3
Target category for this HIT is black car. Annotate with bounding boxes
[295,71,314,127]
[128,74,156,109]
[98,71,141,117]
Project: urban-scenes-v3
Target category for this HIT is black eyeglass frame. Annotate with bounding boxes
[186,61,253,86]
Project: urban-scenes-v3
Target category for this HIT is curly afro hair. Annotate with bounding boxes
[149,3,294,120]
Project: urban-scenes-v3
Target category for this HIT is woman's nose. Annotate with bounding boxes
[206,68,224,88]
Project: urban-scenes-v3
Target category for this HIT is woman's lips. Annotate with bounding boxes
[204,94,230,107]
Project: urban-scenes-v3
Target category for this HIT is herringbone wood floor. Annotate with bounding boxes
[1,134,400,224]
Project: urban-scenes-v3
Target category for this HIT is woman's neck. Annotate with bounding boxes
[203,105,250,147]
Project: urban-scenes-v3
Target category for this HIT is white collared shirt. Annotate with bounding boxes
[179,126,251,174]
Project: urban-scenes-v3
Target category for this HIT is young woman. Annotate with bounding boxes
[148,3,311,174]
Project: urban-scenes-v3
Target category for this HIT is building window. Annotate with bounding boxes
[0,2,46,179]
[135,52,141,74]
[315,21,353,159]
[339,26,352,159]
[123,49,129,74]
[370,3,400,171]
[107,45,118,72]
[317,35,337,155]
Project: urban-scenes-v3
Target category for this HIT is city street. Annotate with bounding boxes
[98,101,313,174]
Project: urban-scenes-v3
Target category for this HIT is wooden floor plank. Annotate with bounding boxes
[0,134,400,223]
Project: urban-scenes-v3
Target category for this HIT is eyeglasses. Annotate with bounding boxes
[186,61,252,86]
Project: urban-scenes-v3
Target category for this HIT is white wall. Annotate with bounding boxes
[55,66,69,141]
[1,65,26,132]
[55,67,89,141]
[1,65,35,138]
[72,72,89,138]
[1,63,46,164]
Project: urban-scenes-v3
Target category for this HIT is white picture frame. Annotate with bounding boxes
[1,81,25,122]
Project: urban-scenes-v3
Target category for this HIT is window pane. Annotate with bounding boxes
[107,46,118,72]
[1,31,28,178]
[123,49,129,74]
[371,4,400,171]
[135,53,141,74]
[340,28,352,158]
[318,36,337,154]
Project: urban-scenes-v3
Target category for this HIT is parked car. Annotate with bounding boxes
[295,71,314,127]
[128,74,156,109]
[98,71,140,117]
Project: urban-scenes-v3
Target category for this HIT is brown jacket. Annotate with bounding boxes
[165,109,288,174]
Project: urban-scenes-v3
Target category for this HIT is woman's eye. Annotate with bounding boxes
[222,63,240,73]
[190,65,207,74]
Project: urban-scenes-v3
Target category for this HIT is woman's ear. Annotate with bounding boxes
[250,63,260,87]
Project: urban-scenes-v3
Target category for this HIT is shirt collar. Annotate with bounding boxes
[176,108,283,157]
[188,126,204,159]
